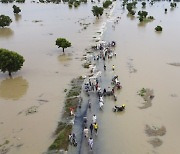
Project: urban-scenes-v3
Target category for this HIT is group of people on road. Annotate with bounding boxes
[81,113,98,151]
[69,40,123,152]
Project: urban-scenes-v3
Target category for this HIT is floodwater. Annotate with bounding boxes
[0,1,109,154]
[97,1,180,154]
[0,0,180,154]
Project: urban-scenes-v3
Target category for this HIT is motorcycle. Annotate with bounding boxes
[113,105,125,112]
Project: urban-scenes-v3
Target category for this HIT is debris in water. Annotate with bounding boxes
[167,62,180,67]
[25,106,38,115]
[145,125,166,136]
[138,88,154,109]
[148,138,163,148]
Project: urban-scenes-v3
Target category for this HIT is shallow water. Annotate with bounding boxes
[0,1,108,153]
[97,1,180,154]
[0,0,180,154]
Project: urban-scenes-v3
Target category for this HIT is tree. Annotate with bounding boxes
[142,2,146,8]
[0,48,25,77]
[138,11,148,22]
[0,15,12,28]
[92,6,104,18]
[155,25,162,32]
[55,38,71,52]
[16,0,25,3]
[13,5,21,14]
[103,0,112,8]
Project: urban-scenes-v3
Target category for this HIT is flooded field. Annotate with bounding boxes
[98,1,180,154]
[0,1,108,153]
[0,0,180,154]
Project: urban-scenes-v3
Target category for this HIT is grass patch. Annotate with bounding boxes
[82,62,91,68]
[49,124,72,151]
[48,76,84,152]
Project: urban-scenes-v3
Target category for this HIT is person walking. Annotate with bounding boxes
[88,137,93,151]
[93,122,98,135]
[84,127,89,138]
[92,115,97,124]
[112,65,115,71]
[89,123,93,136]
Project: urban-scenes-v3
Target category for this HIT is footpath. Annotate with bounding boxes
[68,41,120,154]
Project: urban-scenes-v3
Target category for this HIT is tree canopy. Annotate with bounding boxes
[56,38,71,52]
[103,0,112,8]
[13,5,21,14]
[155,25,162,32]
[142,2,146,8]
[92,6,104,18]
[0,48,25,77]
[0,15,12,28]
[138,11,148,22]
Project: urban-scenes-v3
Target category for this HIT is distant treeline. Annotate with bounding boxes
[0,0,25,3]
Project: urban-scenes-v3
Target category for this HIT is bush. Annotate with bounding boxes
[0,15,12,28]
[155,25,162,32]
[16,0,25,2]
[103,0,112,8]
[13,5,21,14]
[147,16,154,20]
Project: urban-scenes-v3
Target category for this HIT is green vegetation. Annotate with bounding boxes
[0,15,12,28]
[13,5,21,14]
[138,11,148,22]
[138,88,146,97]
[56,38,71,52]
[92,6,104,18]
[83,62,91,68]
[170,2,177,8]
[155,25,162,32]
[0,48,25,77]
[48,77,84,152]
[49,123,72,151]
[147,16,154,20]
[142,2,146,8]
[39,0,87,7]
[16,0,25,2]
[74,0,80,7]
[126,2,137,16]
[103,0,112,8]
[1,0,14,3]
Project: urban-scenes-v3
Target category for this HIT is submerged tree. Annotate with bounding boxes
[0,48,25,77]
[56,38,71,52]
[13,5,21,14]
[155,25,163,32]
[142,2,146,8]
[92,6,104,18]
[103,0,112,8]
[0,15,12,28]
[138,11,148,22]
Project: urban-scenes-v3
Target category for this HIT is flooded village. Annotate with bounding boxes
[0,0,180,154]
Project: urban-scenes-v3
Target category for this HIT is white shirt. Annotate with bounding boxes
[92,115,97,123]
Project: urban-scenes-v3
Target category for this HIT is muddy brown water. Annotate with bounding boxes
[0,1,180,154]
[97,1,180,154]
[0,1,108,154]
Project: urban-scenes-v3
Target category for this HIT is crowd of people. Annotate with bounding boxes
[69,41,124,151]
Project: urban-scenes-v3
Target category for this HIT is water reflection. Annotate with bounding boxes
[14,14,22,22]
[58,53,72,63]
[127,13,135,20]
[0,28,14,38]
[0,76,29,100]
